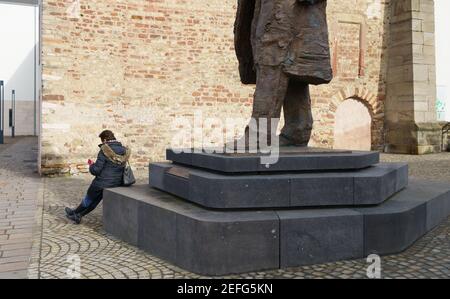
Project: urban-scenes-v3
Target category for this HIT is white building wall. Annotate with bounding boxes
[435,0,450,121]
[0,2,39,136]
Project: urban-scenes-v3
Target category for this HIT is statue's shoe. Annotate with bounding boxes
[279,133,308,147]
[225,134,308,152]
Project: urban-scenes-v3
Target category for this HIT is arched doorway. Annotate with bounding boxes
[333,98,372,151]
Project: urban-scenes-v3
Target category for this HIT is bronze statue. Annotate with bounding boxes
[234,0,332,148]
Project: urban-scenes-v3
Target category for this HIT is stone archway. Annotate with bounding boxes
[333,98,372,151]
[323,85,384,151]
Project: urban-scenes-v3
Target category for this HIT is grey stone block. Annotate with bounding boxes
[136,188,197,266]
[355,179,450,255]
[395,163,409,191]
[418,180,450,231]
[149,163,167,190]
[354,163,408,205]
[427,193,450,231]
[278,209,364,267]
[138,203,177,262]
[258,151,380,172]
[176,210,280,275]
[167,148,379,173]
[164,173,189,199]
[191,152,258,173]
[189,172,290,209]
[354,184,427,256]
[105,186,279,276]
[428,204,450,232]
[150,162,408,209]
[103,188,140,246]
[364,206,426,256]
[361,208,426,256]
[376,162,410,192]
[290,175,354,206]
[166,149,193,165]
[150,163,189,199]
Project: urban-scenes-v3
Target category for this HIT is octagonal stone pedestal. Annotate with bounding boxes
[103,180,450,276]
[149,162,408,209]
[103,148,450,275]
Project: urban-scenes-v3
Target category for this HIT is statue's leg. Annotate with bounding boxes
[280,81,313,146]
[246,64,290,148]
[252,66,289,145]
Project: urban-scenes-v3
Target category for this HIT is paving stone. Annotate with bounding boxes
[0,137,40,277]
[0,262,28,272]
[0,255,30,264]
[0,270,27,279]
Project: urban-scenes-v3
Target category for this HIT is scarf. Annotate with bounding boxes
[101,143,131,165]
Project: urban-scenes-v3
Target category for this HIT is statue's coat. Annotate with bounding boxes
[234,0,332,85]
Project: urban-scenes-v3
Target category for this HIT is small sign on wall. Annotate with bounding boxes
[437,86,449,122]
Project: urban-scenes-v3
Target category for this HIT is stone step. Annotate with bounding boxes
[149,162,409,209]
[103,180,450,276]
[167,147,380,173]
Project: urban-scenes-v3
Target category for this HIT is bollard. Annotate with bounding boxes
[11,90,15,138]
[0,80,4,144]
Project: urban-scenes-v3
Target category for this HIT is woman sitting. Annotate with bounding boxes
[65,130,130,224]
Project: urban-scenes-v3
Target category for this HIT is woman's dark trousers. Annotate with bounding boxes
[74,184,104,217]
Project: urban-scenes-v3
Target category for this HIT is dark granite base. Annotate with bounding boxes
[103,179,450,275]
[149,162,409,209]
[104,186,280,275]
[166,148,380,173]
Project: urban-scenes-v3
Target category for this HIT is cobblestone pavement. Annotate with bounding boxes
[0,137,41,279]
[2,137,450,278]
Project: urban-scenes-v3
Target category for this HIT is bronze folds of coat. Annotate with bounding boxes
[234,0,332,86]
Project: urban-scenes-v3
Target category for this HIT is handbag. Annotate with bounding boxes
[123,161,136,186]
[100,143,135,186]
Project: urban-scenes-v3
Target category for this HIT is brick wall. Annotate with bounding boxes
[40,0,390,175]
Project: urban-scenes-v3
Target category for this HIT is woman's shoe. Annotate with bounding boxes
[66,213,82,224]
[65,207,75,216]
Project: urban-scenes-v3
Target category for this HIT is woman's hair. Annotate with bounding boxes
[99,130,116,142]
